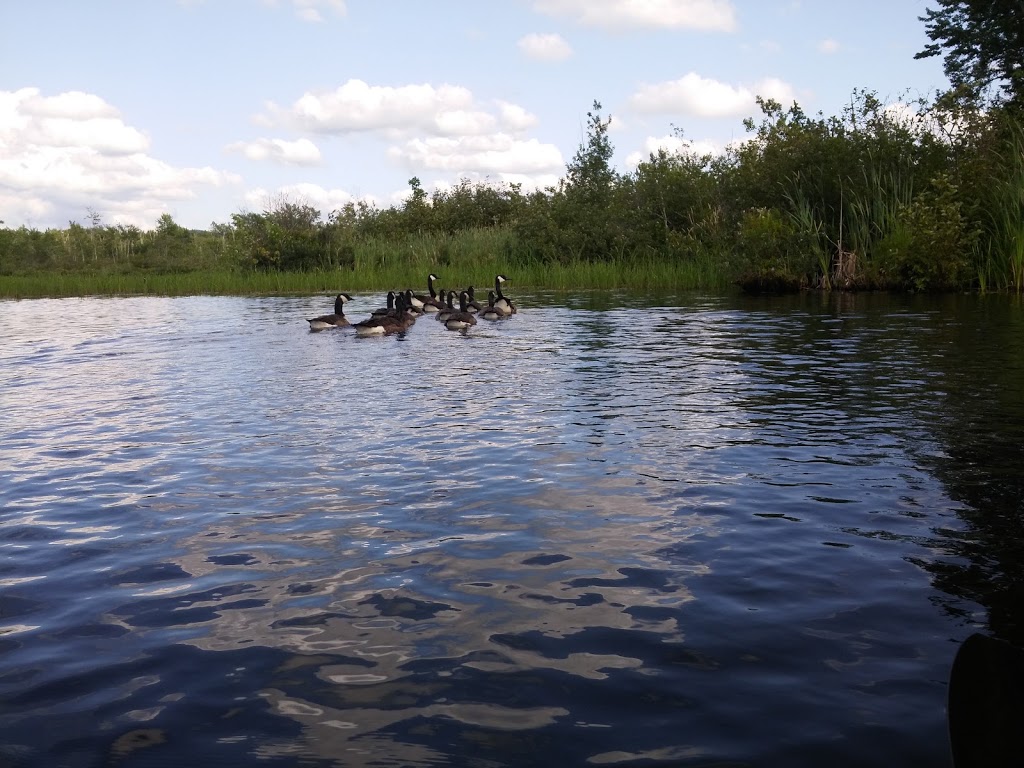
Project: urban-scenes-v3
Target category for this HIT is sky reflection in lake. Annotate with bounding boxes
[1,291,1022,766]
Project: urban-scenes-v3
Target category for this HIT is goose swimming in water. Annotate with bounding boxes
[435,290,458,323]
[410,273,441,311]
[354,293,413,336]
[444,291,478,331]
[463,285,483,313]
[493,274,516,315]
[308,293,354,330]
[371,291,397,317]
[479,290,504,321]
[403,290,425,317]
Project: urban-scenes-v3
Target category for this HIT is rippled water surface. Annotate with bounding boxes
[2,291,1023,767]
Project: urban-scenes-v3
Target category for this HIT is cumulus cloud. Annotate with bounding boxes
[532,0,736,32]
[630,72,796,118]
[388,134,564,178]
[0,88,238,229]
[226,137,323,165]
[264,78,540,140]
[267,79,473,135]
[1,88,149,155]
[497,101,540,131]
[518,32,573,61]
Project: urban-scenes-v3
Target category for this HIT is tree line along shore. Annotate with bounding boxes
[2,88,1022,299]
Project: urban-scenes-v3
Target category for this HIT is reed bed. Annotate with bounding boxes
[0,255,732,300]
[989,123,1024,293]
[0,225,732,298]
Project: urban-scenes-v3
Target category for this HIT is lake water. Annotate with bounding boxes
[1,290,1022,767]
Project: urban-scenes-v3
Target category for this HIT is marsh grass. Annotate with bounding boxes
[784,191,830,287]
[0,225,733,298]
[0,271,346,298]
[846,169,914,266]
[0,251,732,299]
[988,123,1024,293]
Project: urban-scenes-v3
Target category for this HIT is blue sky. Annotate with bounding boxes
[1,0,949,231]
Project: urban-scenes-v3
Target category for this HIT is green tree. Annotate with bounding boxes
[628,141,722,258]
[403,177,432,234]
[229,198,329,271]
[145,213,192,270]
[560,100,622,260]
[566,101,616,201]
[916,1,1024,108]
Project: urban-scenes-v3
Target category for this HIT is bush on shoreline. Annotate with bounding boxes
[3,93,1023,298]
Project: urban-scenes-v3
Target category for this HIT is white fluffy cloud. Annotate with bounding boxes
[497,101,540,131]
[262,79,544,141]
[532,0,736,31]
[273,80,475,134]
[1,88,149,155]
[388,134,564,177]
[225,137,322,166]
[630,72,796,118]
[0,88,238,228]
[518,32,573,61]
[264,78,541,141]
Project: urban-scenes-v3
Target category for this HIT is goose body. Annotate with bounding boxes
[371,291,397,317]
[308,293,354,330]
[355,293,412,336]
[419,297,444,313]
[410,273,440,310]
[463,286,483,313]
[445,291,478,331]
[403,290,425,317]
[493,274,516,315]
[435,290,458,322]
[479,290,504,321]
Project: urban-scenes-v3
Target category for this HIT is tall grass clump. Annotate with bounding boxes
[783,189,831,288]
[836,166,916,289]
[986,122,1024,292]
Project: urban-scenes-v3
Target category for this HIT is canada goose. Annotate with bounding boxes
[418,290,444,313]
[435,290,458,322]
[308,293,354,330]
[371,291,397,317]
[396,293,419,330]
[403,290,425,316]
[445,291,478,331]
[354,293,411,336]
[479,290,504,321]
[409,273,440,310]
[463,285,483,313]
[494,274,516,315]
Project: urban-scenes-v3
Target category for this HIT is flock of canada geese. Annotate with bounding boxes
[307,273,517,335]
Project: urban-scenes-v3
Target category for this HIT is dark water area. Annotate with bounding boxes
[1,290,1022,767]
